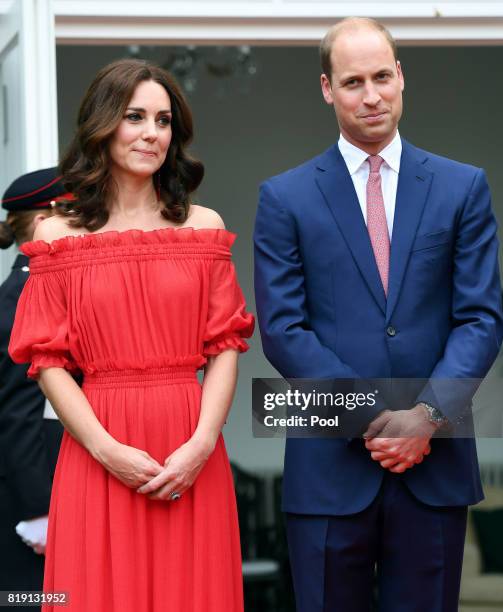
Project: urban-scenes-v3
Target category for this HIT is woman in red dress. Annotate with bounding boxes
[9,59,254,612]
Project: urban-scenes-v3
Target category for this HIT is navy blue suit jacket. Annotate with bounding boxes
[254,139,503,515]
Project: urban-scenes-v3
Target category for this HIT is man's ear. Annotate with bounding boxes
[321,73,334,105]
[396,60,405,92]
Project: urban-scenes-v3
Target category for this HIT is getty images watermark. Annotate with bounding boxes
[252,378,503,438]
[262,387,377,428]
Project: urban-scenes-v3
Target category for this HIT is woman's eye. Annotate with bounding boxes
[158,116,172,126]
[125,113,142,121]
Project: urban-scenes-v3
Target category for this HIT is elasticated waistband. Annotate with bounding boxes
[83,366,198,389]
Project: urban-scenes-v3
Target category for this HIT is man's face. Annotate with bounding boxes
[321,28,404,153]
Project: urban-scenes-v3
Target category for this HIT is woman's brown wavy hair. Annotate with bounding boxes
[58,59,204,230]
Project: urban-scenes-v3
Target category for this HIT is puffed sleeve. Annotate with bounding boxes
[9,266,78,379]
[203,257,255,357]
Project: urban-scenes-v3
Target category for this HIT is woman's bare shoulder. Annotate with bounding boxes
[187,204,225,230]
[33,214,84,243]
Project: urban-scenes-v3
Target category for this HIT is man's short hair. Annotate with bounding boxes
[320,17,398,81]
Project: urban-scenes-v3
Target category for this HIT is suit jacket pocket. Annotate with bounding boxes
[410,229,451,252]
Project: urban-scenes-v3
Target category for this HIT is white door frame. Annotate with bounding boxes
[51,1,503,46]
[0,0,58,173]
[0,0,58,280]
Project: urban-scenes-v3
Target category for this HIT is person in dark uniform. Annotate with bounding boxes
[0,168,71,606]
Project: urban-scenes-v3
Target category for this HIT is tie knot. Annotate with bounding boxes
[368,155,384,174]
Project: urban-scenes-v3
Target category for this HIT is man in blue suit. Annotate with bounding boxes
[254,17,503,612]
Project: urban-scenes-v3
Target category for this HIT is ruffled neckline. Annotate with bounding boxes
[21,226,236,257]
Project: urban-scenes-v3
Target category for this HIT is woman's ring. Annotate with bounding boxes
[170,492,181,501]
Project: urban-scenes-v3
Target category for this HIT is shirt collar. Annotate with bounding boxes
[338,130,402,175]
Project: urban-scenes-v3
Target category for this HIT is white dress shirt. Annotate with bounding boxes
[338,131,402,238]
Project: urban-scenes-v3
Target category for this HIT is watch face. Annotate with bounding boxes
[421,402,444,424]
[429,407,446,424]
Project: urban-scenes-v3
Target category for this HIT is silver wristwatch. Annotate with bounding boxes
[418,402,447,427]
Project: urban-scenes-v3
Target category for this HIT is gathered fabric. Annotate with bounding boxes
[9,227,254,612]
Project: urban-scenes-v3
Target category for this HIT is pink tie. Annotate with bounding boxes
[366,155,390,295]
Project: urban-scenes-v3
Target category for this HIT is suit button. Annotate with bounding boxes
[386,326,396,337]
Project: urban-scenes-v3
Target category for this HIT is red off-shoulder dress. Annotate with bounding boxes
[9,227,254,612]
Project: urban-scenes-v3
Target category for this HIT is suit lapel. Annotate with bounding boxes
[315,145,386,315]
[386,141,433,321]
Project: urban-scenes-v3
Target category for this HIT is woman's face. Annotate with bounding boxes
[108,79,172,179]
